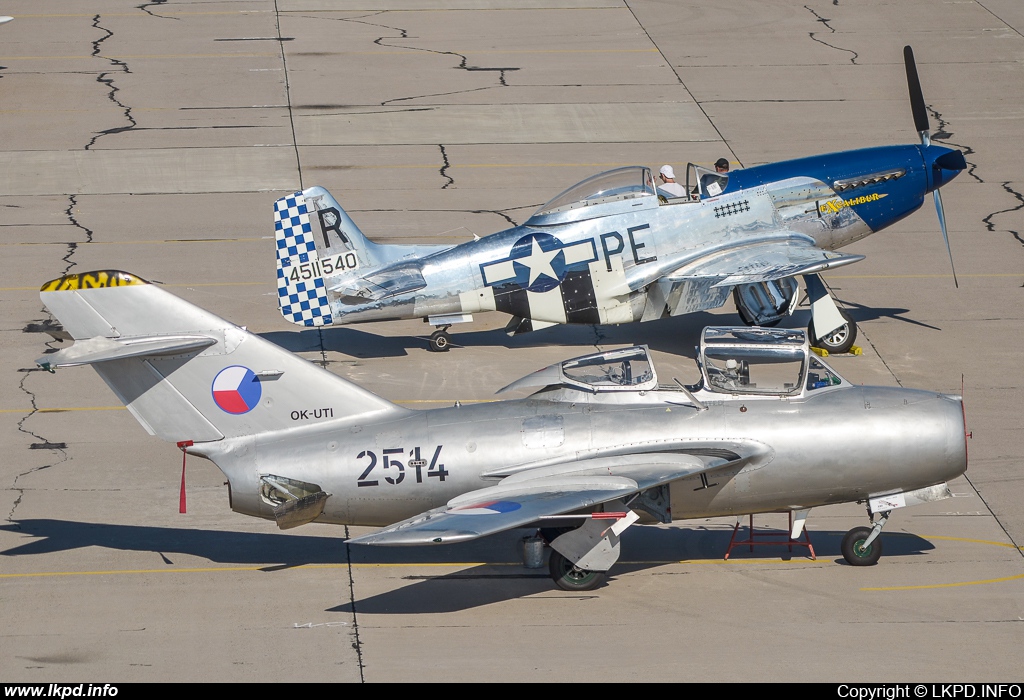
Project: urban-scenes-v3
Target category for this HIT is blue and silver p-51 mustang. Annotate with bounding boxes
[274,47,965,353]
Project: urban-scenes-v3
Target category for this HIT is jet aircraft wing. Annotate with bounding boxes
[347,451,751,546]
[659,239,864,288]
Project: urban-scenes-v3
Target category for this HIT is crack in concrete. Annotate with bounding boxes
[63,195,94,276]
[926,107,1023,262]
[984,181,1024,254]
[10,368,70,527]
[343,527,366,683]
[438,144,454,190]
[87,15,135,150]
[323,11,517,105]
[9,197,94,524]
[926,105,982,185]
[804,5,858,65]
[137,1,178,21]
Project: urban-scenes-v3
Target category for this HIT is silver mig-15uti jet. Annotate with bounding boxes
[38,270,967,591]
[274,47,965,354]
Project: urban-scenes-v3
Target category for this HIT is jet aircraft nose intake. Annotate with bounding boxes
[923,144,967,192]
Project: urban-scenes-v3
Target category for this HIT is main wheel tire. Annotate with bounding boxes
[428,331,450,352]
[548,550,606,591]
[808,308,857,354]
[841,526,883,566]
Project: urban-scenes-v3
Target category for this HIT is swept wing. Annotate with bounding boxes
[348,448,764,546]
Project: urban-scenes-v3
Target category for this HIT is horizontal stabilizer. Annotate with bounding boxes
[37,334,216,369]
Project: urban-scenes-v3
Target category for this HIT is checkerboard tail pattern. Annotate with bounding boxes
[274,191,333,327]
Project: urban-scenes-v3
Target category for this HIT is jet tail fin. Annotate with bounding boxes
[38,271,406,444]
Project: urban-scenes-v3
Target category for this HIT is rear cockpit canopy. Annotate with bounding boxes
[526,167,658,226]
[497,345,658,395]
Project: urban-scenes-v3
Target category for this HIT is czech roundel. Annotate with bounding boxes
[212,366,262,414]
[451,500,522,516]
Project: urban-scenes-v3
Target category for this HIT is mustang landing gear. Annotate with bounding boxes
[841,509,890,566]
[808,308,857,355]
[428,325,451,352]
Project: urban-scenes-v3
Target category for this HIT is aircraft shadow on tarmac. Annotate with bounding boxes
[333,526,937,614]
[259,305,930,361]
[2,520,935,612]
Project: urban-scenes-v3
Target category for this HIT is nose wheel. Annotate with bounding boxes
[841,509,890,566]
[428,326,451,352]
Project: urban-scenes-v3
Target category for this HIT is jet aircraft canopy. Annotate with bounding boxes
[526,166,658,225]
[498,327,848,399]
[699,327,845,396]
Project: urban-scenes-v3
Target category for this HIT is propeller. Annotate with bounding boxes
[904,45,959,288]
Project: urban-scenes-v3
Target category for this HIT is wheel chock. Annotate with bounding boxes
[810,346,829,357]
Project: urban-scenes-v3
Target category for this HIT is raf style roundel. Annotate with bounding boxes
[211,365,262,415]
[451,500,522,516]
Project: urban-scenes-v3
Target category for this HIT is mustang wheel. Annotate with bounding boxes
[808,309,857,354]
[548,550,605,591]
[428,331,450,352]
[841,526,882,566]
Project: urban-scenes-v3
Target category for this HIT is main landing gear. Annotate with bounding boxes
[537,504,639,591]
[428,326,451,352]
[841,509,890,566]
[809,308,858,355]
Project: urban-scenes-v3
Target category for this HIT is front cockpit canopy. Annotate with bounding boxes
[526,166,657,226]
[698,327,844,396]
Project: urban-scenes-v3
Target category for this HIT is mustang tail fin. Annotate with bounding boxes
[273,186,382,327]
[38,271,406,444]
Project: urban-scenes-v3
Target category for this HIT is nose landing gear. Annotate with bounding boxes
[841,509,890,566]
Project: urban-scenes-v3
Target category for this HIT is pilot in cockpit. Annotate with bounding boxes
[699,158,730,198]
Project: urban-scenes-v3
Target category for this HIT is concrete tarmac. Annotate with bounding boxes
[1,0,1022,682]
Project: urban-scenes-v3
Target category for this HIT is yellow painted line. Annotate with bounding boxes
[0,48,653,61]
[0,562,504,580]
[925,534,1024,550]
[0,238,265,248]
[862,572,1024,592]
[0,53,278,61]
[0,558,823,580]
[15,12,273,18]
[0,406,126,414]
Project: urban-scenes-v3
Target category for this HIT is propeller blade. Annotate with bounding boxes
[933,188,959,288]
[904,46,930,141]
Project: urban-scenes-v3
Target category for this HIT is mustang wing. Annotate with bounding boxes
[347,450,758,546]
[663,239,863,288]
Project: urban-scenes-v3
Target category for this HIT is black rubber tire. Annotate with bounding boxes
[548,550,606,591]
[808,308,857,354]
[841,526,883,566]
[428,331,450,352]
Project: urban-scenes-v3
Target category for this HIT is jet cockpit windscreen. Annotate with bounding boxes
[533,166,656,217]
[701,328,806,396]
[560,345,656,391]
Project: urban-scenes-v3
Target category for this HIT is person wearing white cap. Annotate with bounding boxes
[657,165,686,198]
